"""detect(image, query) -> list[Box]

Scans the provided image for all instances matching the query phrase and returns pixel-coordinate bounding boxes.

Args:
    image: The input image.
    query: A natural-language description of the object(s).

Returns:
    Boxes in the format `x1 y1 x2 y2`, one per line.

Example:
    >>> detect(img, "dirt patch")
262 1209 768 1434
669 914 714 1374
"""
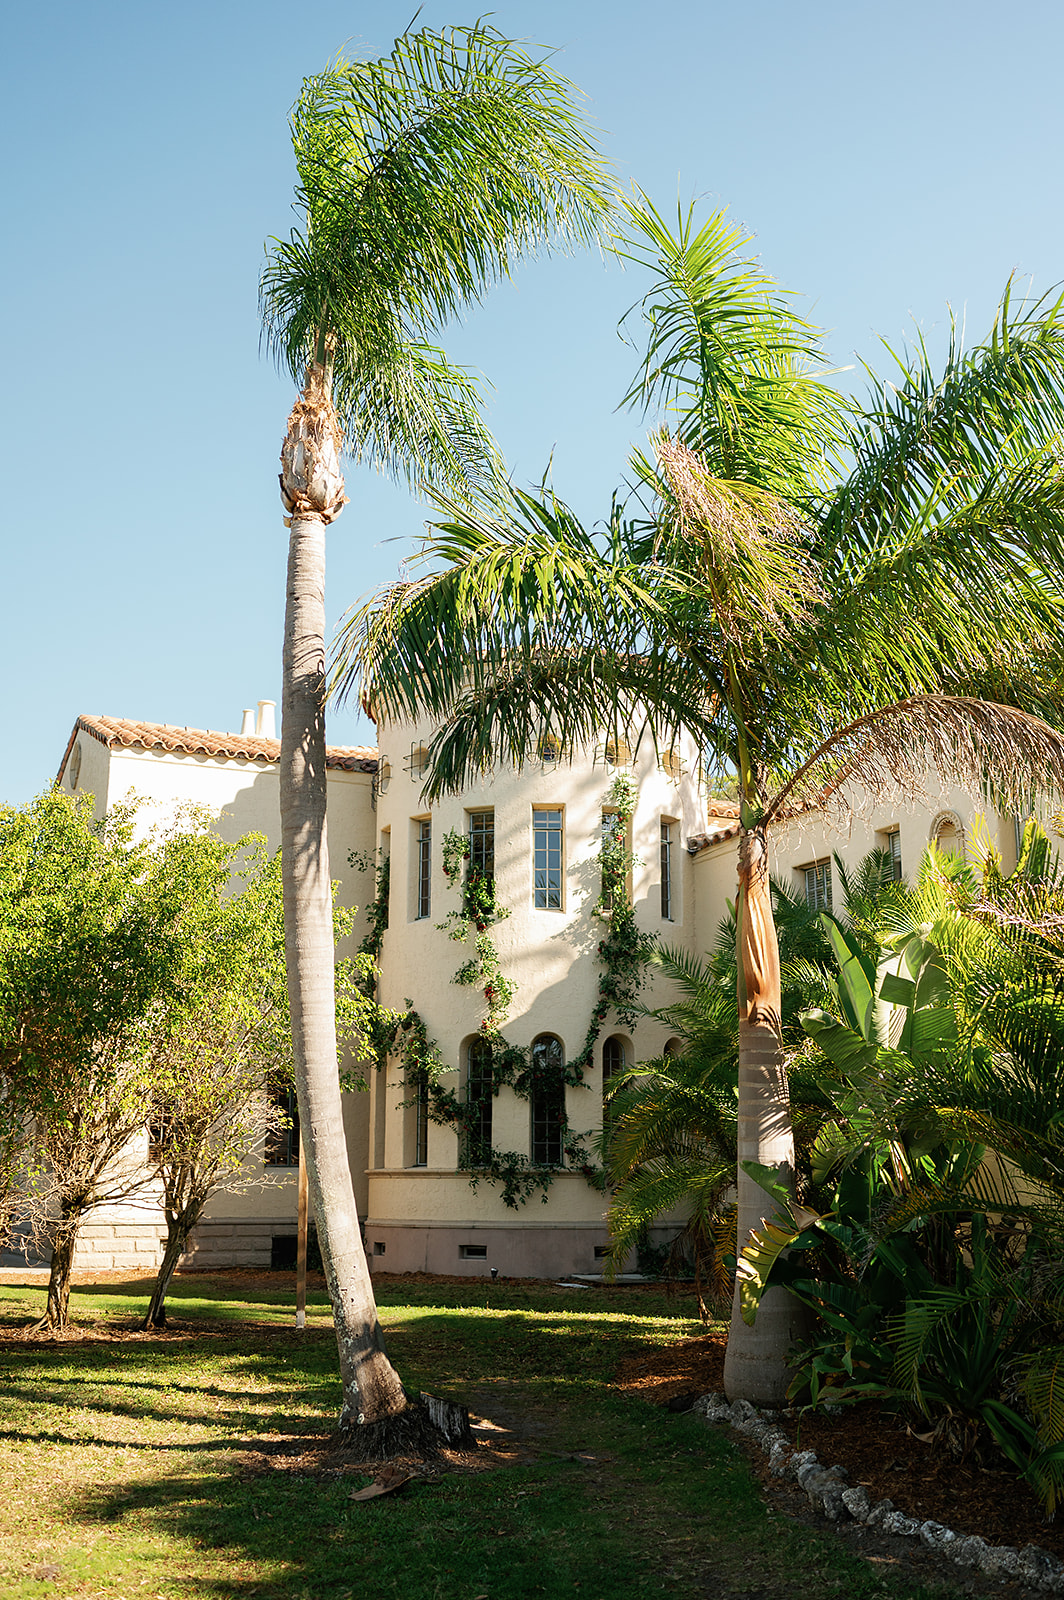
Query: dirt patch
615 1328 1064 1564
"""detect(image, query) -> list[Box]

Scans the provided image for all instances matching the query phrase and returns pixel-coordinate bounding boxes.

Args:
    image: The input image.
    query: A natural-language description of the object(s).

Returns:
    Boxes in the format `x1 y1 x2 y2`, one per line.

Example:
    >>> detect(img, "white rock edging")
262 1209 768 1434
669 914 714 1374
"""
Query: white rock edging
692 1393 1064 1593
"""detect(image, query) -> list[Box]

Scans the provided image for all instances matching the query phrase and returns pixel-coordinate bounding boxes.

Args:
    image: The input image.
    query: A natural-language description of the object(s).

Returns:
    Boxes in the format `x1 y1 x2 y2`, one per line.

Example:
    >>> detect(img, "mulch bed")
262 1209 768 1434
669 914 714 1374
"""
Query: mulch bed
614 1328 1064 1562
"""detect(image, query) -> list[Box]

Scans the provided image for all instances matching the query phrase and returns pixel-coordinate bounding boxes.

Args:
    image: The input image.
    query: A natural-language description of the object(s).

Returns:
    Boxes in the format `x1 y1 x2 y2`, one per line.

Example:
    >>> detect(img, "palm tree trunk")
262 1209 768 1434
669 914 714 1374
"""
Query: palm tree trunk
723 826 806 1405
279 369 407 1431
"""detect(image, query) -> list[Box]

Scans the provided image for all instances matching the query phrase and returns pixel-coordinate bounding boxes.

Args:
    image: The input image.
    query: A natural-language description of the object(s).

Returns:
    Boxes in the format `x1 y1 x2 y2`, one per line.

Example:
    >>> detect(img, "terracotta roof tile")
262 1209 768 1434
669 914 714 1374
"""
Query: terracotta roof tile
57 715 378 785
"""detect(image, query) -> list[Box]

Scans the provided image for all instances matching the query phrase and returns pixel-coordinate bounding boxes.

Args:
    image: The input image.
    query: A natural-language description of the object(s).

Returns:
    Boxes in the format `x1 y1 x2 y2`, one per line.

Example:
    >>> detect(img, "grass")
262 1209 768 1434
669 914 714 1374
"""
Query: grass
0 1273 963 1600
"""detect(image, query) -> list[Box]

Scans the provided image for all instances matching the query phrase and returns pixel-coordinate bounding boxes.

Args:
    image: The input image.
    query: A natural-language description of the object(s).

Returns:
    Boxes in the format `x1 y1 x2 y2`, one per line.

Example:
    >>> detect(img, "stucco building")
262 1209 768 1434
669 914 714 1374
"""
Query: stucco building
47 702 1027 1279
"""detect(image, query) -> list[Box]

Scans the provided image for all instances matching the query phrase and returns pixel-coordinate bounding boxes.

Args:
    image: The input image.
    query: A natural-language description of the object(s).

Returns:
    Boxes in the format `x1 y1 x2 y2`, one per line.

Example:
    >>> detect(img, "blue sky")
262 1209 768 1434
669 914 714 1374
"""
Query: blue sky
3 0 1063 803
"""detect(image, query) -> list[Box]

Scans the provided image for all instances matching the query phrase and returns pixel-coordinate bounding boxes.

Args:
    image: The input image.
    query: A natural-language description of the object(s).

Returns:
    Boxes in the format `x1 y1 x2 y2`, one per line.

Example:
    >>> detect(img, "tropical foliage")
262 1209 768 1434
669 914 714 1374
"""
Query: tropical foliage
739 834 1064 1513
262 20 613 1442
343 190 1064 1400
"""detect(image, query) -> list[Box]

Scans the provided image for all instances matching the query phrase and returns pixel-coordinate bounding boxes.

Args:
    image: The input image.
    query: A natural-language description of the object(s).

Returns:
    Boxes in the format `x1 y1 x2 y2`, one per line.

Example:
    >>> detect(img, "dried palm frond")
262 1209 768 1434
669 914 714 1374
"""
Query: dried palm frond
651 431 820 645
765 696 1064 828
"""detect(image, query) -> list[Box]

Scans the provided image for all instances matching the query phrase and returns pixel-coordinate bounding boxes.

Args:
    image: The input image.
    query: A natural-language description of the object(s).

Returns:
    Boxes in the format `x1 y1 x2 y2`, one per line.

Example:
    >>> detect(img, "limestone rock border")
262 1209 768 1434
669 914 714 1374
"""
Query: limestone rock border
693 1393 1063 1593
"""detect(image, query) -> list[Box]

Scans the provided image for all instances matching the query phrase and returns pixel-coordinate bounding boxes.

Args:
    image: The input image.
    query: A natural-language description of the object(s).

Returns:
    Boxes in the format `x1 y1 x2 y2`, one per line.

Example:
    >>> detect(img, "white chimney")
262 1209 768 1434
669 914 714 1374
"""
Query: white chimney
240 708 255 737
256 700 277 740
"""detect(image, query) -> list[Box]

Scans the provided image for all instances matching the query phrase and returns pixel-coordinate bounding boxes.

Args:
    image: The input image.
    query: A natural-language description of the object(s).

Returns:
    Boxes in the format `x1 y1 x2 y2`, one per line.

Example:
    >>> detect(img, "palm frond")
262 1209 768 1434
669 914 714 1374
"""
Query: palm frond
615 191 851 502
765 696 1064 829
261 22 614 491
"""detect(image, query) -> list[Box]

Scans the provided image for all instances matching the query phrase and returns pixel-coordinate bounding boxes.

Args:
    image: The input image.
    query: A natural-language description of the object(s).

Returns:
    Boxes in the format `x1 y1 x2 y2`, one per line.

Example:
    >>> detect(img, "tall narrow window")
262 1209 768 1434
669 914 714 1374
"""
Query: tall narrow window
886 830 902 881
469 809 495 882
602 1036 626 1124
413 1069 429 1167
601 809 623 910
416 819 431 918
602 1036 626 1085
466 1038 494 1163
531 1034 565 1165
660 820 675 920
265 1078 299 1167
803 859 832 910
533 808 563 910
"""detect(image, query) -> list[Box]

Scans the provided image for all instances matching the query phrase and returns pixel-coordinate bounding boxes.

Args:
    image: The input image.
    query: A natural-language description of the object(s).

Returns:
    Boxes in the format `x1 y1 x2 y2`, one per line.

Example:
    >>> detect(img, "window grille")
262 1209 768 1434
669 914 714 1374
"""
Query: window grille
603 737 631 767
416 819 431 918
803 859 832 910
407 744 430 780
661 748 684 780
530 1035 565 1165
533 808 563 910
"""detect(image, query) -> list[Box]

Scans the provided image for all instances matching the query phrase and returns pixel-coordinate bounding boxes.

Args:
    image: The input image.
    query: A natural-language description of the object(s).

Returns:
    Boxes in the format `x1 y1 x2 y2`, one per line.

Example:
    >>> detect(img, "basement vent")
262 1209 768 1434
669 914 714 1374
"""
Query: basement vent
459 1243 488 1259
373 1241 386 1255
593 1245 610 1259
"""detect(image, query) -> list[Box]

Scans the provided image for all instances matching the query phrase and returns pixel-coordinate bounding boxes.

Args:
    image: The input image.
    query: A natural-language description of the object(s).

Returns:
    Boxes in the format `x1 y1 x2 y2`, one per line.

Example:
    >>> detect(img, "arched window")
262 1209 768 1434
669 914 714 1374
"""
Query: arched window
602 1036 626 1116
530 1034 565 1166
602 1035 626 1085
663 1037 682 1059
466 1037 494 1164
930 810 965 860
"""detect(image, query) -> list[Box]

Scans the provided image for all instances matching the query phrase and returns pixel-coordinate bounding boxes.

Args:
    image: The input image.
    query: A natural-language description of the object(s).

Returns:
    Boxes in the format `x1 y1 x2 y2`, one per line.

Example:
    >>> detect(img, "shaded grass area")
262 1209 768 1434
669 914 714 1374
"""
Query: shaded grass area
0 1274 961 1599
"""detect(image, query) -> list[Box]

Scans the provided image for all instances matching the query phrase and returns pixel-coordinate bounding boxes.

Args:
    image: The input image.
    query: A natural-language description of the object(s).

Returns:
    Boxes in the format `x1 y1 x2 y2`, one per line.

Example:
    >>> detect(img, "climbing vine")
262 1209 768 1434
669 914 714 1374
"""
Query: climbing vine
437 829 515 1032
350 847 390 966
361 776 652 1209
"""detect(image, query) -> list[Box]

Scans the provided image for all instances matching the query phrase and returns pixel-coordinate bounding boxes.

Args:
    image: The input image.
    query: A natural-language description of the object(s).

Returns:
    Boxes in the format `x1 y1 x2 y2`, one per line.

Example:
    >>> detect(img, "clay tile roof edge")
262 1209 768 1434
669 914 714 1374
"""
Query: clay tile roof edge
55 715 378 787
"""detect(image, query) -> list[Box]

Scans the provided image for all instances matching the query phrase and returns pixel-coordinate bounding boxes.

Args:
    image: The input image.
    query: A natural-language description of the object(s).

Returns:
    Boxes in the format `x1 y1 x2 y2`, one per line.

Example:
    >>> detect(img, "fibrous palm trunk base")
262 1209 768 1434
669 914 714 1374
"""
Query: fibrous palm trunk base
338 1393 475 1462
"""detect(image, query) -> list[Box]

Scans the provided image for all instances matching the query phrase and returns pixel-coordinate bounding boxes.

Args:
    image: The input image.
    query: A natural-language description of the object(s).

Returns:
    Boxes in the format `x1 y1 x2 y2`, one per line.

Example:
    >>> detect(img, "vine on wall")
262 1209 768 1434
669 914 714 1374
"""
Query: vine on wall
354 775 653 1209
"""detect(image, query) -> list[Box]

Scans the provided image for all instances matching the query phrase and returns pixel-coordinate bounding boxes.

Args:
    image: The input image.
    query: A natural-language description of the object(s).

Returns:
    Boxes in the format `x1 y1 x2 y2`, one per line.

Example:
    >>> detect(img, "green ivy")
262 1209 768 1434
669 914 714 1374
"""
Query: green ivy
350 848 390 968
374 777 651 1209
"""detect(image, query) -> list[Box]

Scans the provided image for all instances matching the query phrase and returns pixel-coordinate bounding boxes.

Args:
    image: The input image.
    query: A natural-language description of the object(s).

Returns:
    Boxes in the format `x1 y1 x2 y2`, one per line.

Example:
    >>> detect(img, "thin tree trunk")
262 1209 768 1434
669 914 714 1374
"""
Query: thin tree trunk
42 1209 80 1331
143 1204 202 1329
723 826 806 1405
279 370 407 1430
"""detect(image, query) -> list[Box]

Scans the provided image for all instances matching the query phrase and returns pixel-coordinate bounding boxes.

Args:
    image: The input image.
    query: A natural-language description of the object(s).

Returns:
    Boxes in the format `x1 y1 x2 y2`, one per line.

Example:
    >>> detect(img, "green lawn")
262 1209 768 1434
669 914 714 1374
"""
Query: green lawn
0 1274 960 1599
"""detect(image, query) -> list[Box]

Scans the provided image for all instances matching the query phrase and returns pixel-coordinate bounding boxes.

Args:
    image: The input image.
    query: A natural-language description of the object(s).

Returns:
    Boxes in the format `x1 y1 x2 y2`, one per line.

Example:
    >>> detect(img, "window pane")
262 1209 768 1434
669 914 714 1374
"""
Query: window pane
416 820 431 918
468 810 495 882
533 809 563 910
413 1069 429 1167
803 860 832 910
660 821 674 920
531 1035 565 1164
888 831 902 881
466 1038 493 1163
265 1080 299 1167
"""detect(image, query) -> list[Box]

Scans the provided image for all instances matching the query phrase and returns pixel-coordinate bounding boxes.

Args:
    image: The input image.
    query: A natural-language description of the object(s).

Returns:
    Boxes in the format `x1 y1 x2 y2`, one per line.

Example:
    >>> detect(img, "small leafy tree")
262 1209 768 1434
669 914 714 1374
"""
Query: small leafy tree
0 794 236 1328
141 848 375 1328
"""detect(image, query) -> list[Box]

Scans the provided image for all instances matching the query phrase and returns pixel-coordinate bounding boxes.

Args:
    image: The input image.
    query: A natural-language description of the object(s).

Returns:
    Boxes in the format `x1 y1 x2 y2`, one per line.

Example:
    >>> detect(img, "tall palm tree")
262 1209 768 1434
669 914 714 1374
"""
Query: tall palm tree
341 195 1064 1403
259 22 612 1441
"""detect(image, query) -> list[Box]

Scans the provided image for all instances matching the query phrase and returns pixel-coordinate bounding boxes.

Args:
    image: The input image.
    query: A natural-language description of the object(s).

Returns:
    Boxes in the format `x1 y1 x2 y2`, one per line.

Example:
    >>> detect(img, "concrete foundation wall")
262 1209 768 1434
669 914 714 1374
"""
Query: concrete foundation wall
364 1221 678 1279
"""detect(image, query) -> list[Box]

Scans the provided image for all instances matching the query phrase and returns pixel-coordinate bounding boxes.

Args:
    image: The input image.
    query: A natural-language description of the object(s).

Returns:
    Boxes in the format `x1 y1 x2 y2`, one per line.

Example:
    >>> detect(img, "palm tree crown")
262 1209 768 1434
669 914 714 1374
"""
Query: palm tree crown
340 194 1064 1404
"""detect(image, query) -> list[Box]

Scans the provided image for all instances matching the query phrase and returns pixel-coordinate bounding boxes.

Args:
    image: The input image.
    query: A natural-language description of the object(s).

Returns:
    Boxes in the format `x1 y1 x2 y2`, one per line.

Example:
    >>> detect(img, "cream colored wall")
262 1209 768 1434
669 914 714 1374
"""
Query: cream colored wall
693 773 1024 963
64 736 377 1240
64 731 112 820
367 712 711 1238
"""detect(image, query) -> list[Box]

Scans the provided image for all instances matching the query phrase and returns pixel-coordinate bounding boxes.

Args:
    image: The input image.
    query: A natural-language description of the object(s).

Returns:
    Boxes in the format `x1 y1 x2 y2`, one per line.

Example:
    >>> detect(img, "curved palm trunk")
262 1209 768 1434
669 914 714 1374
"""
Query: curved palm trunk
279 370 407 1430
723 826 806 1405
